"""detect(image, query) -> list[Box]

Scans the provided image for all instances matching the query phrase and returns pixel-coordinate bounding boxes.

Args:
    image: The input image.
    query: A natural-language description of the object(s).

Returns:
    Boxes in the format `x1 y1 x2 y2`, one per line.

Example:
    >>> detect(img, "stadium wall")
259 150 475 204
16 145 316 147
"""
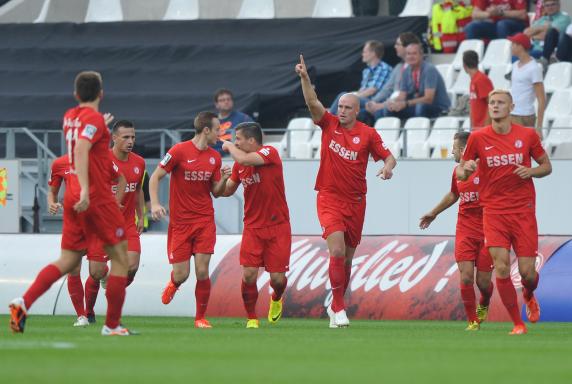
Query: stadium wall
1 234 571 322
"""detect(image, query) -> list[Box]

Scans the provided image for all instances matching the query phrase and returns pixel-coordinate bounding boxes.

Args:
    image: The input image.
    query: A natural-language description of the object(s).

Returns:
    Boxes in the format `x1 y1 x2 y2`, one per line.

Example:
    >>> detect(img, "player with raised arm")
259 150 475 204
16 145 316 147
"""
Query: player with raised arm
420 132 494 331
295 55 397 328
457 89 552 335
221 122 291 329
149 111 231 328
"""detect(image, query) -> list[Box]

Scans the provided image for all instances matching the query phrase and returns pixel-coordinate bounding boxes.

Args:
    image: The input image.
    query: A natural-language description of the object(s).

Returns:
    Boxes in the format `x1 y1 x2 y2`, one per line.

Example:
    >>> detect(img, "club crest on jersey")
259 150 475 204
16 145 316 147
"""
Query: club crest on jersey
209 157 215 165
134 167 140 175
81 124 97 140
160 153 172 166
473 177 479 185
514 140 523 149
115 228 124 238
353 137 360 144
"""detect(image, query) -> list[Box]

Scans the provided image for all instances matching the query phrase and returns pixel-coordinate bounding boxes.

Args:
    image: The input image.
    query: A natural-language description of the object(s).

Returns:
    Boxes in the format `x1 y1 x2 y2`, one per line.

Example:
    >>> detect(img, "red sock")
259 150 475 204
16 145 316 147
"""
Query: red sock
241 281 258 319
522 273 539 301
329 257 345 312
479 281 494 306
496 277 525 326
343 262 352 294
67 275 86 317
270 277 287 301
171 271 182 288
23 264 62 309
84 276 100 316
460 283 478 322
195 278 211 320
104 275 127 329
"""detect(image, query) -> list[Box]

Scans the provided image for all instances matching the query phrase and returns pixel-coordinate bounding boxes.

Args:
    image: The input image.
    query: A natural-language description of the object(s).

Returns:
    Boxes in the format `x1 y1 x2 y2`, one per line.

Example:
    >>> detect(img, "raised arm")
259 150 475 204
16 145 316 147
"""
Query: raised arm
295 54 326 122
222 141 265 166
149 166 168 220
419 191 459 229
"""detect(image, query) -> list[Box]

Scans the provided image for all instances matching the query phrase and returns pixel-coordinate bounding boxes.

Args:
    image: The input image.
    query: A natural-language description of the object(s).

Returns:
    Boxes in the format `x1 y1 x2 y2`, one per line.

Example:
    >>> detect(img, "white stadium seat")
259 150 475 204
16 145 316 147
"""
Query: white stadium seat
399 0 433 17
544 89 572 124
34 0 51 23
290 142 313 159
85 0 123 22
237 0 275 19
436 64 455 90
452 40 484 71
544 62 572 94
310 129 322 157
280 117 315 157
481 39 511 70
312 0 352 18
375 117 402 157
462 117 471 130
552 142 572 159
451 69 471 95
488 64 511 89
403 117 430 158
545 116 572 154
427 117 459 158
163 0 199 20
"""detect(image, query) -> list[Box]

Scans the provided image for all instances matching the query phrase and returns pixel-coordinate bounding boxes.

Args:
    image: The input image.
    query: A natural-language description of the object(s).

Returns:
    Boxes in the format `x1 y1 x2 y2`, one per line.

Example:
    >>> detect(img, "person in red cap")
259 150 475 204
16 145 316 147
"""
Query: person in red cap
508 32 546 137
466 0 528 40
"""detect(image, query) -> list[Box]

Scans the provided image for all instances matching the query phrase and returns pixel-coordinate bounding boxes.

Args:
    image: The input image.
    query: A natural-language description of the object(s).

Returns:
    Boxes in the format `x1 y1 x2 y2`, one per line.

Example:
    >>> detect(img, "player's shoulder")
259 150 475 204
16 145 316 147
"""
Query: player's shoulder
81 107 105 124
130 152 146 165
206 147 222 160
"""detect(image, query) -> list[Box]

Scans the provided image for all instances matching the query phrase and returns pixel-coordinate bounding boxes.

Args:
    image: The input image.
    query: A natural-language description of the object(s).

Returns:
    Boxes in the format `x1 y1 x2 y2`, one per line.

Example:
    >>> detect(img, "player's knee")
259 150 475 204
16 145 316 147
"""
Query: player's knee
195 268 209 281
495 265 510 278
461 275 474 286
519 268 536 283
173 269 189 284
90 269 106 281
270 275 286 288
329 246 345 258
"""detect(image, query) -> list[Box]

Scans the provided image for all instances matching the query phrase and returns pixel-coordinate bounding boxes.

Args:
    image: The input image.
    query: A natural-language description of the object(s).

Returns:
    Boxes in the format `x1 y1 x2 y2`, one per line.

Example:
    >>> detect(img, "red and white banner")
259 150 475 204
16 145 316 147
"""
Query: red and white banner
209 236 568 321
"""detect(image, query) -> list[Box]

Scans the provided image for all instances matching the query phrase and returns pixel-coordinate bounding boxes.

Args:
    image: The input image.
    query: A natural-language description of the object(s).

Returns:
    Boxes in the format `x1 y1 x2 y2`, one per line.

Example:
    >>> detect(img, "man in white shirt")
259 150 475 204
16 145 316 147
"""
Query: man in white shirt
508 32 546 137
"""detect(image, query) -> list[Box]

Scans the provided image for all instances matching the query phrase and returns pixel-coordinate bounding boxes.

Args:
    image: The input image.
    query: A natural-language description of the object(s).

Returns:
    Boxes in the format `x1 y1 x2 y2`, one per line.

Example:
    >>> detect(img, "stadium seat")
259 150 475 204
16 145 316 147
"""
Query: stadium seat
544 62 572 94
399 0 432 17
237 0 275 19
375 117 402 157
451 69 470 95
436 64 455 90
265 140 285 157
310 129 322 155
290 142 314 159
85 0 123 22
544 89 572 124
462 117 471 130
488 64 511 89
280 117 315 157
163 0 199 20
552 142 572 159
544 116 572 154
312 0 352 18
33 0 51 23
403 117 430 158
452 40 484 71
427 117 459 158
481 39 511 70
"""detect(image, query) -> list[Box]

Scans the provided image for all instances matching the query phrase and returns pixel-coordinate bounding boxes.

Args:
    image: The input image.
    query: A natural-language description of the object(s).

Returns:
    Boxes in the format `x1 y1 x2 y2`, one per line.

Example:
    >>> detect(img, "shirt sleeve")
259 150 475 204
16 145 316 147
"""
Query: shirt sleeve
212 155 222 182
230 162 240 183
369 129 392 161
257 146 280 166
78 114 105 144
462 133 479 161
400 67 411 93
477 76 494 100
450 169 459 196
372 63 392 90
424 66 438 91
48 161 63 188
360 67 369 89
529 130 547 161
372 66 398 102
531 63 543 84
159 145 178 173
315 110 337 132
553 14 571 32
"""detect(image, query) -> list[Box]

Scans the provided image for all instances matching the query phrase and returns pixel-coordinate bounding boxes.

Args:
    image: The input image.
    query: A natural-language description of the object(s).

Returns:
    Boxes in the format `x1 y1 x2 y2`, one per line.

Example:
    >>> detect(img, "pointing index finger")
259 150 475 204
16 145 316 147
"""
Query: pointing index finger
300 54 305 66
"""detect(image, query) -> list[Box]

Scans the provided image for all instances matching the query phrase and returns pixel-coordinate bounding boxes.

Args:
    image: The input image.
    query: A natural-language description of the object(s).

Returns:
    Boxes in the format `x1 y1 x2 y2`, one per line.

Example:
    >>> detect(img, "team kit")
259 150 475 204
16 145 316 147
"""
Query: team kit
8 58 551 336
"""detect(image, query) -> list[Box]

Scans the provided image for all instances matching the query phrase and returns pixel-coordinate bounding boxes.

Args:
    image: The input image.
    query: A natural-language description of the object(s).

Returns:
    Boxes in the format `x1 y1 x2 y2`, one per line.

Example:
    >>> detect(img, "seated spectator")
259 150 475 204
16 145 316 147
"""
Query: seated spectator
465 0 528 40
329 40 392 121
213 89 253 155
526 0 571 62
509 33 546 136
365 32 421 122
377 43 451 120
548 24 572 62
463 50 494 130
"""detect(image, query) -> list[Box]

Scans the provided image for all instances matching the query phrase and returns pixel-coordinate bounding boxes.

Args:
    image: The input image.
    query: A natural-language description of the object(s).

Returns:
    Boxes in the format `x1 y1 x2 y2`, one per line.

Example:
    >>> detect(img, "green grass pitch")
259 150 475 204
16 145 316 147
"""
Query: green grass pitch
1 316 571 384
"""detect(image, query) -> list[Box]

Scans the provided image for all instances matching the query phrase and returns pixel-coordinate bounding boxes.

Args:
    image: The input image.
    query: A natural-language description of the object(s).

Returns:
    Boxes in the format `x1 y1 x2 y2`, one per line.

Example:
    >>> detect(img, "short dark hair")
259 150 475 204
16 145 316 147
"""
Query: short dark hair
214 88 233 103
112 120 134 134
454 131 470 147
194 111 218 134
463 50 479 69
366 40 384 59
235 122 263 145
74 71 102 102
398 32 421 47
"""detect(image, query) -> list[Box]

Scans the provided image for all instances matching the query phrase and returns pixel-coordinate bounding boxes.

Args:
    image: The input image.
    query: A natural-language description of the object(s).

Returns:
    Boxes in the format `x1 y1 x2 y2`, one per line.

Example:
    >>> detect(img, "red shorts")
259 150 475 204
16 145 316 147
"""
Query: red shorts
240 222 291 273
61 197 87 251
167 220 216 264
483 212 538 257
317 192 366 248
85 223 139 263
455 235 494 272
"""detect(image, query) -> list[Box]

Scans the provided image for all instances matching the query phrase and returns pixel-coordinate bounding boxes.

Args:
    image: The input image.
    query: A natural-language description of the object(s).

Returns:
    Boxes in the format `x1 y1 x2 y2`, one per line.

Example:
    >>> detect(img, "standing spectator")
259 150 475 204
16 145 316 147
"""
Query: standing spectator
509 33 546 136
213 89 253 155
526 0 571 62
464 50 494 130
378 42 451 120
329 40 392 121
465 0 528 40
365 32 421 122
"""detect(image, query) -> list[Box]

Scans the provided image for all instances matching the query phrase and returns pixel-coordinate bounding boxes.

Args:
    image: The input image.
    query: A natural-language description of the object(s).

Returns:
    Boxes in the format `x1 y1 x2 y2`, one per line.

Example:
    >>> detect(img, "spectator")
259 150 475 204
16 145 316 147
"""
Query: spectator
465 0 528 40
508 33 546 136
464 50 494 129
365 32 421 122
329 40 392 121
526 0 571 62
213 89 253 155
546 24 572 62
378 42 451 120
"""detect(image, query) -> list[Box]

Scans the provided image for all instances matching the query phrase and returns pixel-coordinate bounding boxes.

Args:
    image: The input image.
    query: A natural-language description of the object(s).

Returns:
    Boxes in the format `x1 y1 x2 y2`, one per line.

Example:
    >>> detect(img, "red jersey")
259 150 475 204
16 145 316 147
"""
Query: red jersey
472 0 527 22
63 106 115 207
111 150 145 222
314 111 392 202
230 146 289 228
49 155 71 189
469 71 494 130
462 124 546 214
451 167 483 238
159 140 222 224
